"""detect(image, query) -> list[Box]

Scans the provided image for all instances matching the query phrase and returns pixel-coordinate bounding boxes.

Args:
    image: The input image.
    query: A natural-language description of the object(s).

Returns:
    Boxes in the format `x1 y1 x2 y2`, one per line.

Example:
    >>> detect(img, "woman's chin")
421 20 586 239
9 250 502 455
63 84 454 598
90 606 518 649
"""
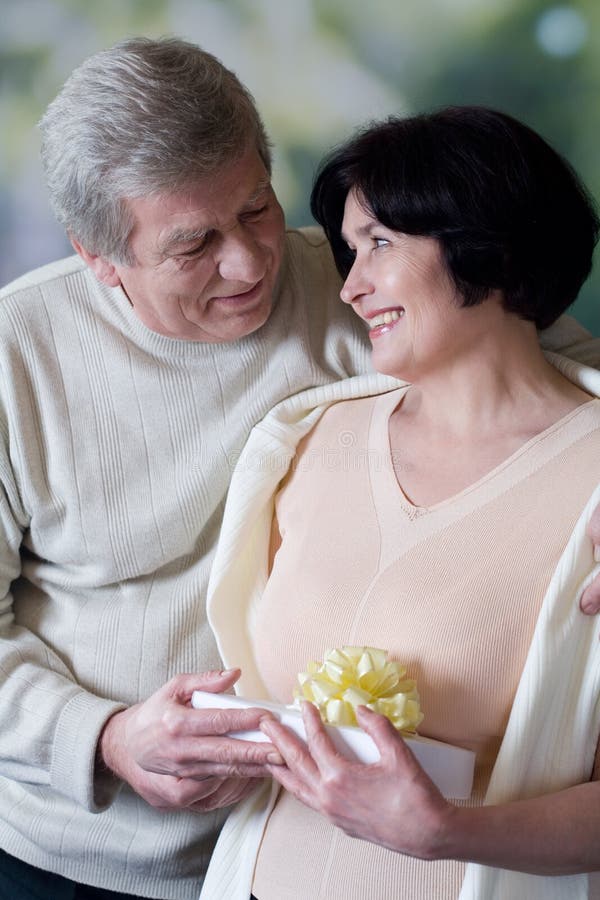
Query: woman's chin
372 355 412 382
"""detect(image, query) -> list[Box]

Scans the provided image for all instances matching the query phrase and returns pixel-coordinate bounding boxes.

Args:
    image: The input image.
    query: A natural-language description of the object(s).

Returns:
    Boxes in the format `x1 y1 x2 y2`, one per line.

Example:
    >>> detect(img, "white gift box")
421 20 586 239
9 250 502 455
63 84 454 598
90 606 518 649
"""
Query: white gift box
191 690 475 799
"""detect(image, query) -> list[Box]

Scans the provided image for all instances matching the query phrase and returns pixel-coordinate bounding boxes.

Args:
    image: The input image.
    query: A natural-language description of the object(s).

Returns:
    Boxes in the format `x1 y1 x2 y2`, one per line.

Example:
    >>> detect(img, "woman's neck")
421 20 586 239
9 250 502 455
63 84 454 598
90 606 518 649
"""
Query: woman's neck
387 313 593 508
398 314 590 442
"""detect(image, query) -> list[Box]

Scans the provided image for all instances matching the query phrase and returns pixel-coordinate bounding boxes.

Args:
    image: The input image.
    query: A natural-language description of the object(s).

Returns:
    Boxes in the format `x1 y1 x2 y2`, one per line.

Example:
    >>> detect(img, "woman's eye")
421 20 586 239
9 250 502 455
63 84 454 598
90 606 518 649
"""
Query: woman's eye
374 237 389 248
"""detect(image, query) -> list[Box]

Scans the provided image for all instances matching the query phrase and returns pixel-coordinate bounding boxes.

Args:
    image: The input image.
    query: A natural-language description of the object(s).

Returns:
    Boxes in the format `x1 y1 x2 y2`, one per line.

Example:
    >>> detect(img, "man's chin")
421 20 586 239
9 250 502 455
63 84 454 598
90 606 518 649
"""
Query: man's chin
233 299 273 339
209 296 273 343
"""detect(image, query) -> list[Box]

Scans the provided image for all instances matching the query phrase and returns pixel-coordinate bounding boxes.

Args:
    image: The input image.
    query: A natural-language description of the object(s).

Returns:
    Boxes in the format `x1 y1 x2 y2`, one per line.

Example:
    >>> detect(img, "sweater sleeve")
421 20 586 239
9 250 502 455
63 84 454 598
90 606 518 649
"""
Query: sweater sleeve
0 385 125 814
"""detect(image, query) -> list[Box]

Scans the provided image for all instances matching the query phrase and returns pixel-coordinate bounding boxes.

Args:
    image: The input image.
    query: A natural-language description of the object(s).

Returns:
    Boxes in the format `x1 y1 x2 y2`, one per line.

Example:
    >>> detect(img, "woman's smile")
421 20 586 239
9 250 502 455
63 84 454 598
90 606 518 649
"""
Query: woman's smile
365 307 405 338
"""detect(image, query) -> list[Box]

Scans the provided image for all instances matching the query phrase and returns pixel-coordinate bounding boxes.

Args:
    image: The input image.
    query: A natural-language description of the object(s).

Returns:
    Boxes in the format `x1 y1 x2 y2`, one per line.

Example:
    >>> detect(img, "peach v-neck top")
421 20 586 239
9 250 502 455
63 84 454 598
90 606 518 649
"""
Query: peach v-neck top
250 387 600 900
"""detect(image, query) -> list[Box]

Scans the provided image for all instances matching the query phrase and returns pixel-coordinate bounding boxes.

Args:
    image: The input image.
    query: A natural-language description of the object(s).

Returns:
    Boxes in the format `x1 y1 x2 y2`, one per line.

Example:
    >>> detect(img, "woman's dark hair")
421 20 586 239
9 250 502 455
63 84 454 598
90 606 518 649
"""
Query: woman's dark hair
310 106 599 329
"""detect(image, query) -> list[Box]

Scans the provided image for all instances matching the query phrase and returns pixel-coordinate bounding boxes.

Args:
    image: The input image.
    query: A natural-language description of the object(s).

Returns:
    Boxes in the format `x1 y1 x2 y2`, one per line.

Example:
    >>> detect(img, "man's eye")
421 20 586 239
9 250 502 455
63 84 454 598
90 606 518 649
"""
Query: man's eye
374 237 389 248
178 239 209 259
242 204 268 221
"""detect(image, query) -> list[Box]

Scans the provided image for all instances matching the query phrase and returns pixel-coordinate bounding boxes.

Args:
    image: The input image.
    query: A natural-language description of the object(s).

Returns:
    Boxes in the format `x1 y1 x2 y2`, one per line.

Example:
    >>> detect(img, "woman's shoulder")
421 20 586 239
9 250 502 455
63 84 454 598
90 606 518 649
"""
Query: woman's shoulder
276 387 405 499
275 391 392 521
298 387 404 455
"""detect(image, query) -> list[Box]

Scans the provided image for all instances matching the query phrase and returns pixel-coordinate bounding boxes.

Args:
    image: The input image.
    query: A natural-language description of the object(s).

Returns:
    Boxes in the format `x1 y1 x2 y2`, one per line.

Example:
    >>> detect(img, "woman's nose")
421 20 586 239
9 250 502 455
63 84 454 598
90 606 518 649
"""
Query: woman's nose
340 259 369 305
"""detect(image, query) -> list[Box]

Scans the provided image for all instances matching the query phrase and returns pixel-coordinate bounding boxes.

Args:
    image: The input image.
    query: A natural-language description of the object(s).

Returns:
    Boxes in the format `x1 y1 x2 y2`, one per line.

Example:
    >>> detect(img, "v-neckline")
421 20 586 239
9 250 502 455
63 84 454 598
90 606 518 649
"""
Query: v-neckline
370 388 600 519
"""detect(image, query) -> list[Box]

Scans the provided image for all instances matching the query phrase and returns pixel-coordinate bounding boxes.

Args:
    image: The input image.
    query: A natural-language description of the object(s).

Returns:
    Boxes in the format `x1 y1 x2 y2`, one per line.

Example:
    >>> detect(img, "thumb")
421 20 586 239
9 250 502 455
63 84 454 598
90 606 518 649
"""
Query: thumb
580 579 600 615
167 668 241 702
199 668 242 693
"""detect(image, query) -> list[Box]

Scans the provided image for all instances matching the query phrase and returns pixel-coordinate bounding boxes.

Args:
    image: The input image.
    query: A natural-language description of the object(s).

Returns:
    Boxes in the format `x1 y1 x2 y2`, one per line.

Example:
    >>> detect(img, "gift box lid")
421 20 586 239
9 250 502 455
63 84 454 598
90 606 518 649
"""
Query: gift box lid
191 689 475 799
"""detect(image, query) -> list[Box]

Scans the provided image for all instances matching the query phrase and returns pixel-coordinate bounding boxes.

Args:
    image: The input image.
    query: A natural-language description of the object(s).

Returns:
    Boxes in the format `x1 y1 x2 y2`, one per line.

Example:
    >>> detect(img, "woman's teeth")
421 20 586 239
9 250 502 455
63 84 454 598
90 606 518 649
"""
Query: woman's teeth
368 309 404 327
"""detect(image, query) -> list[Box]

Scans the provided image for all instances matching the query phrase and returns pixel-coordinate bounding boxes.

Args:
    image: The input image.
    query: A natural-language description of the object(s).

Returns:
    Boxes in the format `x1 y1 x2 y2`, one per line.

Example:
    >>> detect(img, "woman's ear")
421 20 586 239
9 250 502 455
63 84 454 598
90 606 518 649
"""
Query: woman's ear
70 235 122 287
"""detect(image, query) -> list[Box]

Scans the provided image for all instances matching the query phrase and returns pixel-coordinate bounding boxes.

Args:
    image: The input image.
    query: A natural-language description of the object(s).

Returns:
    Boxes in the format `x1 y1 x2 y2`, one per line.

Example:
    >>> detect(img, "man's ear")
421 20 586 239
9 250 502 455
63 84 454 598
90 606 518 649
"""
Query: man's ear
70 236 122 288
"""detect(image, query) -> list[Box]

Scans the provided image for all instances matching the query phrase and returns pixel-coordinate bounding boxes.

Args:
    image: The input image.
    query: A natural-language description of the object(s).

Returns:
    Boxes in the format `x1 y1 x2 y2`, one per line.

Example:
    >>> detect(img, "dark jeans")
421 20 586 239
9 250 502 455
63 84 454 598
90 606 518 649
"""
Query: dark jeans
0 848 157 900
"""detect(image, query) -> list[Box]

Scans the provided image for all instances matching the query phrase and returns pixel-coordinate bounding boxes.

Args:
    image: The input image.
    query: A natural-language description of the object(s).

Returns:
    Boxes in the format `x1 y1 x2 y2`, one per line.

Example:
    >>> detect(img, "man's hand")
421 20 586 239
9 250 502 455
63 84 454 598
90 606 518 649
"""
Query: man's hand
98 669 281 810
580 505 600 615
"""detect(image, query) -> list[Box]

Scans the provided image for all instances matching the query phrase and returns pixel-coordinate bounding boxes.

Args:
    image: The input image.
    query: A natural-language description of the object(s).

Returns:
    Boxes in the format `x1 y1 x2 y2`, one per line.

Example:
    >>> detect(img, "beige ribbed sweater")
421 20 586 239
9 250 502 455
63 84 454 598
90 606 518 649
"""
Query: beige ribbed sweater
0 227 372 899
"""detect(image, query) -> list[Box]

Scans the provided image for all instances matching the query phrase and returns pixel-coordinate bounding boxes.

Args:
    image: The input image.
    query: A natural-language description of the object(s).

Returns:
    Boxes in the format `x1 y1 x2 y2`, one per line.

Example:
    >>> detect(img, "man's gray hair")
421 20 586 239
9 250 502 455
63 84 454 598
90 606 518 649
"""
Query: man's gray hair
39 36 272 263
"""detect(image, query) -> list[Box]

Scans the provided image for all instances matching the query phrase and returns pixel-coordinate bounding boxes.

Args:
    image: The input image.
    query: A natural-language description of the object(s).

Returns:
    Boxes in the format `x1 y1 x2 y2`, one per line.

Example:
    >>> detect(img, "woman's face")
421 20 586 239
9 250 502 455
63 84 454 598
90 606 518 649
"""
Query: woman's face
339 188 493 382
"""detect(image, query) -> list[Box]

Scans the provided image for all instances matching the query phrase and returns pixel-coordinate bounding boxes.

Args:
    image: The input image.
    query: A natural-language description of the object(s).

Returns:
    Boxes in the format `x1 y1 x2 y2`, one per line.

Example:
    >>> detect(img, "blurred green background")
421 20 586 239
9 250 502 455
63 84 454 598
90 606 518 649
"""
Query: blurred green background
1 0 599 331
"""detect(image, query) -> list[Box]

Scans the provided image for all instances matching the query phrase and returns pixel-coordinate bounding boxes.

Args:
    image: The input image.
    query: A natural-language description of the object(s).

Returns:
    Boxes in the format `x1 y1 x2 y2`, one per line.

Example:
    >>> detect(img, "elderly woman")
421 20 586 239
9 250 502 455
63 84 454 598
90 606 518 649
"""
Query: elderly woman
202 107 600 900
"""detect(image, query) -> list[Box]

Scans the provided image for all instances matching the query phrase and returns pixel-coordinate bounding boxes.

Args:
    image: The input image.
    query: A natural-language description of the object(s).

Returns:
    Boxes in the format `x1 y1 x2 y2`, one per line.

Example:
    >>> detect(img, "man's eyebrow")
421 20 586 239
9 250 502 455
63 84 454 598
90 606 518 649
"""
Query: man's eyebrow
243 178 272 207
157 227 209 257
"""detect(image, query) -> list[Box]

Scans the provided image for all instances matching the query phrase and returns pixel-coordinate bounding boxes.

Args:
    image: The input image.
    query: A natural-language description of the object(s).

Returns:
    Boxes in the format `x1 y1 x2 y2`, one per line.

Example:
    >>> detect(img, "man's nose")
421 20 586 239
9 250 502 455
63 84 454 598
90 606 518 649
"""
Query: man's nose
217 226 265 284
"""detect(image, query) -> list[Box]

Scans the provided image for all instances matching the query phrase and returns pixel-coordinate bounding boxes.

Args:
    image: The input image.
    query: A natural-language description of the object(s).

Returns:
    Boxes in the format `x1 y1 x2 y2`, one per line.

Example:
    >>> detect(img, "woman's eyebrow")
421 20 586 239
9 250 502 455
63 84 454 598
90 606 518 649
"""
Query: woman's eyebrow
341 222 376 243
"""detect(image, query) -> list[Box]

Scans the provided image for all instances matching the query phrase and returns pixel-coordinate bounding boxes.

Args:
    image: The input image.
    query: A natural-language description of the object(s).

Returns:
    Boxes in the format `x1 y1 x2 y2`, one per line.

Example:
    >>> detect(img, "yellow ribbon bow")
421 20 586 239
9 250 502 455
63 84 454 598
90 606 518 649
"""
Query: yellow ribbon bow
294 646 423 733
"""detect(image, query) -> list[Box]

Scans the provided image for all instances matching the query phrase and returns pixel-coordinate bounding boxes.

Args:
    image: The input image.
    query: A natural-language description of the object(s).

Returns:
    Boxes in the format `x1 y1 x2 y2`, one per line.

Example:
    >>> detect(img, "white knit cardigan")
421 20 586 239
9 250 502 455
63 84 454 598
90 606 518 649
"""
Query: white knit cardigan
202 357 600 900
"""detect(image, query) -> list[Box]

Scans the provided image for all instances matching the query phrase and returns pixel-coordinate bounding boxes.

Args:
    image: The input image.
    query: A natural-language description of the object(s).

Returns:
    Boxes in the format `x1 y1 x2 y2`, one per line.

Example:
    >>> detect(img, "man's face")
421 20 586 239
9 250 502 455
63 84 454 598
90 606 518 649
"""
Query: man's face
106 149 285 342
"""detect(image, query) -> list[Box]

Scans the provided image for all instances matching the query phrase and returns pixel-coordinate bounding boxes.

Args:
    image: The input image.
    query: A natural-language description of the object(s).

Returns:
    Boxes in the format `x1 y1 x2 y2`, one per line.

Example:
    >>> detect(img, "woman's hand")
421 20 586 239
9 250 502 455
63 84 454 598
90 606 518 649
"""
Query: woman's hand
261 702 600 874
580 505 600 614
260 701 454 859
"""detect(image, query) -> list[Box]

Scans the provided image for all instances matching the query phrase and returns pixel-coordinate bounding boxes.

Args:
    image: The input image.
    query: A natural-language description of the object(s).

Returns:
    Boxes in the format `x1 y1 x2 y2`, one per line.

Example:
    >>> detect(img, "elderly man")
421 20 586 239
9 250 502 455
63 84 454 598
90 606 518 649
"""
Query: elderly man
0 36 598 900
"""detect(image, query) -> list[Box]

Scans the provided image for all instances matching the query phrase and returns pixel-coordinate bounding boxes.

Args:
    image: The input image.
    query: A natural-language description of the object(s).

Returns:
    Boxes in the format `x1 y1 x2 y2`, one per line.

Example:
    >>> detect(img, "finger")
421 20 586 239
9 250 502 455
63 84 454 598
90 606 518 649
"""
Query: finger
266 763 321 813
189 777 265 811
260 717 320 781
138 772 227 809
580 577 600 615
300 701 346 775
354 706 416 769
175 759 275 779
180 775 225 800
164 704 279 739
161 733 284 774
587 503 600 548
